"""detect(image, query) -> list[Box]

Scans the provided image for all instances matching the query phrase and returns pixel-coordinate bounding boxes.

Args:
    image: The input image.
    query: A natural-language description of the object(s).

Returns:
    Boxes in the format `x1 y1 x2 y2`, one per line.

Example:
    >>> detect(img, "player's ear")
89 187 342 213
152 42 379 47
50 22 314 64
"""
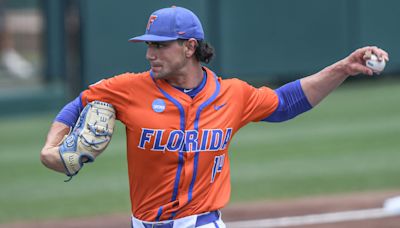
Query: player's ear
184 38 198 58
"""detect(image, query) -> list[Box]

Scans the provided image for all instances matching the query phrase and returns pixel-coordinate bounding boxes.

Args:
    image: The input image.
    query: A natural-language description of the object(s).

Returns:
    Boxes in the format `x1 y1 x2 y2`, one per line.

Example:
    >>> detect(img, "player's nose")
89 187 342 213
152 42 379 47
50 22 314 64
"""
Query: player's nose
146 47 157 61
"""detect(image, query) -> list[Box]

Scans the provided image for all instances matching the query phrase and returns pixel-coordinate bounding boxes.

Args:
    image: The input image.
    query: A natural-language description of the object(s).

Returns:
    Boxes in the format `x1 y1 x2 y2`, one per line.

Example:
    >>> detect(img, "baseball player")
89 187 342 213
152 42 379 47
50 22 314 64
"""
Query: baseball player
40 6 389 228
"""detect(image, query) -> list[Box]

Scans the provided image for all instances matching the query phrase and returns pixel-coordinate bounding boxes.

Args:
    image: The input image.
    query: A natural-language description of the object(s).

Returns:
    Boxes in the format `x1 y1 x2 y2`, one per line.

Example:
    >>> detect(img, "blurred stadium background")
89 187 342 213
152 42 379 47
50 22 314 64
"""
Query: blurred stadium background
0 0 399 226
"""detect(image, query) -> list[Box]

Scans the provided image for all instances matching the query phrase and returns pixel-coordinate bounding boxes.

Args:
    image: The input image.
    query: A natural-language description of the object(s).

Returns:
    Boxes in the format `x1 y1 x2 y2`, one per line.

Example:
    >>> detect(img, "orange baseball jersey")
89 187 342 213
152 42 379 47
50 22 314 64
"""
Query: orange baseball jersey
81 66 278 221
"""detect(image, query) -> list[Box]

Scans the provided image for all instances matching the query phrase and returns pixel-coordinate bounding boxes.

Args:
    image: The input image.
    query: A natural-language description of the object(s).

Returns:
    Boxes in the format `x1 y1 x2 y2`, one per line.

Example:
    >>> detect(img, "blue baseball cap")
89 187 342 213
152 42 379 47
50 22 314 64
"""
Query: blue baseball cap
129 6 204 42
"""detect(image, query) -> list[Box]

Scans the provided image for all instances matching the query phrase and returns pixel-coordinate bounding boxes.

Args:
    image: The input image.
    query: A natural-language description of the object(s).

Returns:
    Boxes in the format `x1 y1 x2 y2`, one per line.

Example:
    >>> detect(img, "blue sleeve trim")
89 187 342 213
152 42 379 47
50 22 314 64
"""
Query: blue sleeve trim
54 94 84 127
263 80 312 122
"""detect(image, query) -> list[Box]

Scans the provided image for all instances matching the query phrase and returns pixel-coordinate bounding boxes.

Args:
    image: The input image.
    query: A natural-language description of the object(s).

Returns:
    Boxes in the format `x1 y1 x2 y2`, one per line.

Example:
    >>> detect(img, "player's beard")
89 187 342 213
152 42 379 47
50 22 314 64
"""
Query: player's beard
150 65 164 79
150 58 187 80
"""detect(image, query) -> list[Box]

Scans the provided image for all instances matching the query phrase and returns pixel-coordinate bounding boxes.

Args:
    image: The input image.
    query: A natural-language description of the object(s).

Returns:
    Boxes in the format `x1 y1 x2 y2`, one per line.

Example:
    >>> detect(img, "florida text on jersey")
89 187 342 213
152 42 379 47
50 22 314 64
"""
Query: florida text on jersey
81 67 278 221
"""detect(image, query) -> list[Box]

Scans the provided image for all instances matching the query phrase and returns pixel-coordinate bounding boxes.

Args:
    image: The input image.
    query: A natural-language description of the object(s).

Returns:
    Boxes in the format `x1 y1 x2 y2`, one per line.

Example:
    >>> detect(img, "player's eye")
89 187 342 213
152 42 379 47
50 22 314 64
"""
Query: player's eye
155 43 165 48
146 42 166 49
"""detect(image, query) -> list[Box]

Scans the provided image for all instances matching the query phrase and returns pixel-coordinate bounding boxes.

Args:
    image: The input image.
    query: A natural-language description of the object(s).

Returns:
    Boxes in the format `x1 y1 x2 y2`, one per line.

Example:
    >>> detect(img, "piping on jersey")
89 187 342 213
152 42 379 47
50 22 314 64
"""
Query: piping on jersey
150 70 221 220
150 71 186 221
188 74 220 202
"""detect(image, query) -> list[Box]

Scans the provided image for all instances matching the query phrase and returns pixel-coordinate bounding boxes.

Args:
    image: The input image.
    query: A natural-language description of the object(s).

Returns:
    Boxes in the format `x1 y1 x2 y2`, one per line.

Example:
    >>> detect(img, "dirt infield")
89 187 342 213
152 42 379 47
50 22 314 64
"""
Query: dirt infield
223 190 400 227
2 190 400 228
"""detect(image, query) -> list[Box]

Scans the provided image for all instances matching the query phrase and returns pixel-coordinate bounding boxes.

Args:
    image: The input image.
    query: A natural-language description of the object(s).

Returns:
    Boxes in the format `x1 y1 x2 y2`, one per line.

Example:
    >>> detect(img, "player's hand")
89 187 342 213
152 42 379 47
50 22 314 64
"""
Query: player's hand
338 46 389 76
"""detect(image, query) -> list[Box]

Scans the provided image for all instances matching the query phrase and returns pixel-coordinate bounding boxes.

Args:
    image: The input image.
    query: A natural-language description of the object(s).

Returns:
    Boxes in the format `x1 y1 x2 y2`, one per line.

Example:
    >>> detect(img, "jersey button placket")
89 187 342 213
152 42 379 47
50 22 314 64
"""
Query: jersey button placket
188 104 196 126
178 103 196 211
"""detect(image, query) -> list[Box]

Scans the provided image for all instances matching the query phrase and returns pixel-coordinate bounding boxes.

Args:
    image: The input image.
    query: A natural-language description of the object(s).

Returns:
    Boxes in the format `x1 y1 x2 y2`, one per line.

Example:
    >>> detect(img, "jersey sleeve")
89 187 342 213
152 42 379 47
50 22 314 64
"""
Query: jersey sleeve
236 79 279 127
80 73 134 121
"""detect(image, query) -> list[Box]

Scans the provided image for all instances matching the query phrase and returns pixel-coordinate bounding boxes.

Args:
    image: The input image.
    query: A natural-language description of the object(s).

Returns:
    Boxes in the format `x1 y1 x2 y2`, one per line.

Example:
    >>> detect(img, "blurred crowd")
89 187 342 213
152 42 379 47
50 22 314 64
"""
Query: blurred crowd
0 0 35 79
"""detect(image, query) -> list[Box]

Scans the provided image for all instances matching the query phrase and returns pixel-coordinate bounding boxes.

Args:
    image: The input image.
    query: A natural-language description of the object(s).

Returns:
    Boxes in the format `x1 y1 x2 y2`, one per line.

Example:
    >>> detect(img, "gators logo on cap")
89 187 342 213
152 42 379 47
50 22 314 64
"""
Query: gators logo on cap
146 15 158 30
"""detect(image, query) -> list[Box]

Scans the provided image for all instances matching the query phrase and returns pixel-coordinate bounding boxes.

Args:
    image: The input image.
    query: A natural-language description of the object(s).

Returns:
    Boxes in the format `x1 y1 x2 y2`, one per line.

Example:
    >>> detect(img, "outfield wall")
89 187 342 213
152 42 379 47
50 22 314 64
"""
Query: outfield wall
79 0 400 86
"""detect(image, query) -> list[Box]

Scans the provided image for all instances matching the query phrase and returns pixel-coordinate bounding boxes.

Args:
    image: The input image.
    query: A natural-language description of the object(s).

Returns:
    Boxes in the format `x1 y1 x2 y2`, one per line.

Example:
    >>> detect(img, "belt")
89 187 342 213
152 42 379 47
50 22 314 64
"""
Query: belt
141 211 219 228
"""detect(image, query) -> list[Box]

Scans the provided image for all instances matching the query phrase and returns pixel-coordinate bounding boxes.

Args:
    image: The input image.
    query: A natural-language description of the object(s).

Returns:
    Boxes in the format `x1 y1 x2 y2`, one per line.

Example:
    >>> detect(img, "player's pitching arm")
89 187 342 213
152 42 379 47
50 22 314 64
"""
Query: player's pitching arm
300 46 389 106
263 46 389 123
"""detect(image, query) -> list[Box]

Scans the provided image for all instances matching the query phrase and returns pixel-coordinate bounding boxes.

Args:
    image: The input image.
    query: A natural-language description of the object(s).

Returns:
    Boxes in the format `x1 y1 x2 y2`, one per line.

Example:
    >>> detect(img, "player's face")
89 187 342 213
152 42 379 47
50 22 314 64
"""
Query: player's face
145 41 187 79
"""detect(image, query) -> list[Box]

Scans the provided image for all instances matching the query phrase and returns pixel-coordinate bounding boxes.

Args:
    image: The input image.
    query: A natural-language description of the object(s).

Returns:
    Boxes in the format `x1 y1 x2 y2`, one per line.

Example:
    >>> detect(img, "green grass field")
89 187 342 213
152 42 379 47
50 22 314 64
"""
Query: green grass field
1 79 400 224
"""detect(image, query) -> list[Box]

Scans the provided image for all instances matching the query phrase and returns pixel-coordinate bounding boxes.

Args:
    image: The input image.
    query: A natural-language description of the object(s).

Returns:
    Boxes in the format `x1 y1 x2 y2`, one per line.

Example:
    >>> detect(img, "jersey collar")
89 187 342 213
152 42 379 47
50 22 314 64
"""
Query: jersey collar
150 66 219 104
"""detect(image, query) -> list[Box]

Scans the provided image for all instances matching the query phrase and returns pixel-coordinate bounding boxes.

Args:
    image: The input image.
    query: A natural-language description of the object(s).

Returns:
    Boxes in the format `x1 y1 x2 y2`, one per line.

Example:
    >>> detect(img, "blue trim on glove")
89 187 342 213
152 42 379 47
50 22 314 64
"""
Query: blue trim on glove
58 101 95 181
263 80 312 122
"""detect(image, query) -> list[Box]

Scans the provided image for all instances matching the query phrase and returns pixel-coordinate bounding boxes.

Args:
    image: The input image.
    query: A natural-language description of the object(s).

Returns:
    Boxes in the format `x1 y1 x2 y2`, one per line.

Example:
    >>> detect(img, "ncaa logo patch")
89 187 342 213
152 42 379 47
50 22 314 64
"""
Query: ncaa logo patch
152 99 166 113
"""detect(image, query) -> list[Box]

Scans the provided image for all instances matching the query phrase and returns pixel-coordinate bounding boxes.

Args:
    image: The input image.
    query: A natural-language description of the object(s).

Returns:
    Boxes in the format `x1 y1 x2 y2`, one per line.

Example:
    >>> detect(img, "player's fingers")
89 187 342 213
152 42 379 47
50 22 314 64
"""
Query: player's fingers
380 50 390 62
384 55 389 62
352 64 374 76
368 46 389 62
363 50 372 60
355 46 376 62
